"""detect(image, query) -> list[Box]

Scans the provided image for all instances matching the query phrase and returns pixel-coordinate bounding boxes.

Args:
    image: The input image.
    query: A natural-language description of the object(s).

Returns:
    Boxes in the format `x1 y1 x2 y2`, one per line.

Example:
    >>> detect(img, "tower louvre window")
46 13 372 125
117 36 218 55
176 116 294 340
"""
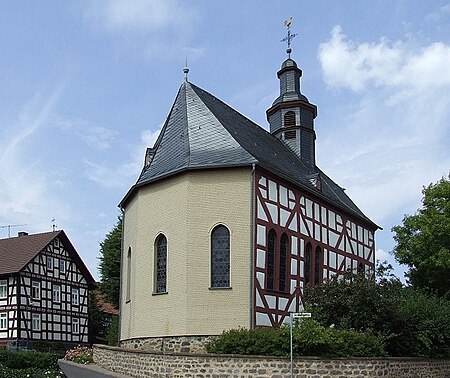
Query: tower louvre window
284 111 296 127
155 234 167 293
211 225 230 288
284 130 296 140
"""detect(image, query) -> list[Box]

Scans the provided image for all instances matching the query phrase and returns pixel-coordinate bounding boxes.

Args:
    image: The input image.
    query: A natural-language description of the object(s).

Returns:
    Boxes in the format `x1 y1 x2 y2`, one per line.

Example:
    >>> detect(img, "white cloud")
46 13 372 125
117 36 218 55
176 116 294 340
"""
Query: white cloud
317 26 450 226
318 26 450 92
86 0 199 39
53 116 118 150
84 127 161 189
0 89 70 234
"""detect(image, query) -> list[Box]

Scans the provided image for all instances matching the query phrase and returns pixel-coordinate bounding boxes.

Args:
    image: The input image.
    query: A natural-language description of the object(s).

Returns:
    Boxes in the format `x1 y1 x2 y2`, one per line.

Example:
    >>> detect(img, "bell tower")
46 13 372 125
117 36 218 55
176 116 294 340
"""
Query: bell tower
266 19 318 168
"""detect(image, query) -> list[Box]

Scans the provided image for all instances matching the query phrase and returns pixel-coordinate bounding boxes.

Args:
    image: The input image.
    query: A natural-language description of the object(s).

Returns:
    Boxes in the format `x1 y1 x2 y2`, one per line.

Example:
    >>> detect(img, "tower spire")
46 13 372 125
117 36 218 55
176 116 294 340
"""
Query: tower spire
281 17 297 58
183 56 189 82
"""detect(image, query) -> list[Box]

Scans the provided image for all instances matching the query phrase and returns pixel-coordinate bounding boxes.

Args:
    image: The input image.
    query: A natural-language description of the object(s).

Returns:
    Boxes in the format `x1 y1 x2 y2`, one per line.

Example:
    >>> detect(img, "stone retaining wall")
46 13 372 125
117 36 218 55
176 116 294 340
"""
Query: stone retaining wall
93 344 450 378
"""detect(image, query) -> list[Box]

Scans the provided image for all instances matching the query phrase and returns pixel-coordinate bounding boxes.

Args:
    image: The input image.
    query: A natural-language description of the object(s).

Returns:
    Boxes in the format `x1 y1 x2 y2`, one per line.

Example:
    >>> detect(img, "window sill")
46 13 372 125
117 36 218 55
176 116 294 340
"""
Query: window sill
208 287 232 291
152 291 168 296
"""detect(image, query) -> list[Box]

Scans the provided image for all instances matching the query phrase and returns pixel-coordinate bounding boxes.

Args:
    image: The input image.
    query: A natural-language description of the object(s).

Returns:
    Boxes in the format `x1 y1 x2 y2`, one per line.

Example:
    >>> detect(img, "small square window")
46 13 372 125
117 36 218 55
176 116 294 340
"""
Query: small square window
72 318 79 334
32 281 40 300
32 314 41 331
59 259 66 273
0 280 7 299
0 313 7 330
47 256 53 270
53 285 61 303
72 288 79 305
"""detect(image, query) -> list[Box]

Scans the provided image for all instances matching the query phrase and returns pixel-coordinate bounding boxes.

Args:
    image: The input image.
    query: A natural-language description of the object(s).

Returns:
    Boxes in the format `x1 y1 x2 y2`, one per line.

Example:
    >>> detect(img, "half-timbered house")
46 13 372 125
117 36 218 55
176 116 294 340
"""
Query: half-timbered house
119 42 379 352
0 230 95 349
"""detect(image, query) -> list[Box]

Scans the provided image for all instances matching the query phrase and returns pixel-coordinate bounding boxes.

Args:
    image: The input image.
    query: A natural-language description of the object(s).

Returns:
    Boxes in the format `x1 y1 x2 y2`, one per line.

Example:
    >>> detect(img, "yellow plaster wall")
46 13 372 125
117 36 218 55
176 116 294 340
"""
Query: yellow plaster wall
120 167 252 340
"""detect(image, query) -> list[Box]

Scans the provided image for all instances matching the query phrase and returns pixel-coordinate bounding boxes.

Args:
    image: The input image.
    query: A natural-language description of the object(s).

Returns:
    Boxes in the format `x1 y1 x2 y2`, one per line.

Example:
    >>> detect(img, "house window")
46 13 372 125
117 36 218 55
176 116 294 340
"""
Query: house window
0 313 7 330
266 229 276 291
211 225 230 288
314 246 322 285
155 235 167 293
126 247 131 302
284 111 296 127
279 233 288 292
47 256 53 270
305 243 312 285
72 318 79 334
59 259 66 273
32 281 40 300
72 288 79 305
32 314 41 331
0 280 7 299
53 285 61 303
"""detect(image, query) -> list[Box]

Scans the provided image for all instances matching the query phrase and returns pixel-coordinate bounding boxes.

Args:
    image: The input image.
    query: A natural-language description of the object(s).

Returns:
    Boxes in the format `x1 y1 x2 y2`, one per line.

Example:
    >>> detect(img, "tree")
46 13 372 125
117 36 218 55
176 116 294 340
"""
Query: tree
98 216 122 308
392 175 450 297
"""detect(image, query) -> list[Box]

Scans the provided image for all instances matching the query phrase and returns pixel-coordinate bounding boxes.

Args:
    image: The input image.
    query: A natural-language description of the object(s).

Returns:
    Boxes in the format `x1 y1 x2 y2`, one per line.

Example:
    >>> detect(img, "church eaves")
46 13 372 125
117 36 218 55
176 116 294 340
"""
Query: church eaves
120 81 378 229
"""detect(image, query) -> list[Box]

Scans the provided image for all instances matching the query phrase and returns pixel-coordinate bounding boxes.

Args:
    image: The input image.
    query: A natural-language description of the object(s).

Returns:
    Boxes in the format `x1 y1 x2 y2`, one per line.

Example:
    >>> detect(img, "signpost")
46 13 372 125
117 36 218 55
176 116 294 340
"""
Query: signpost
290 312 311 378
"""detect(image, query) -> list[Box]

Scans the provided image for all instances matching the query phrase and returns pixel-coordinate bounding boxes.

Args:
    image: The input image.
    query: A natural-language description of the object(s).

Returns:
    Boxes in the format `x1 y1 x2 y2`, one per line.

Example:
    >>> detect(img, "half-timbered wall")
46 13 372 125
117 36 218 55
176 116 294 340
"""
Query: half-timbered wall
254 170 376 328
0 237 89 345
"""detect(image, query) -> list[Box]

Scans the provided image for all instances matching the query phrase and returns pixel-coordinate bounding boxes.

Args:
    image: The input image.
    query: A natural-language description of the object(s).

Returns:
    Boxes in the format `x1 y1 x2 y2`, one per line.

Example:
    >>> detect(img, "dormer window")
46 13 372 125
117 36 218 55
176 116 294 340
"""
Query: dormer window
284 111 296 127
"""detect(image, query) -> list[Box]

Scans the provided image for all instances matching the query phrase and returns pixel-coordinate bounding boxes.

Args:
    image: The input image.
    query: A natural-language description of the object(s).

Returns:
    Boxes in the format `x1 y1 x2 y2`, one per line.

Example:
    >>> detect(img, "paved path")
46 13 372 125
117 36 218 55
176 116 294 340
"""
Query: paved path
58 359 130 378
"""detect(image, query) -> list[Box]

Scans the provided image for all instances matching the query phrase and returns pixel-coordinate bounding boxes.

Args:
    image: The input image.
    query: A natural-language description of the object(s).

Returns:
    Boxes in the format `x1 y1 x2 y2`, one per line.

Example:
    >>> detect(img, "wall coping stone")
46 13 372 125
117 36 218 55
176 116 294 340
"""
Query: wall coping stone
93 344 449 362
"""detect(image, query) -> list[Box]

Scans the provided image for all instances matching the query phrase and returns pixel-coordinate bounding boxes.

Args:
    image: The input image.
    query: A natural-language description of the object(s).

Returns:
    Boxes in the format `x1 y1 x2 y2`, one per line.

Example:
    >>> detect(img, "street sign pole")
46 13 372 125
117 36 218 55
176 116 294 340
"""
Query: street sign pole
290 312 312 378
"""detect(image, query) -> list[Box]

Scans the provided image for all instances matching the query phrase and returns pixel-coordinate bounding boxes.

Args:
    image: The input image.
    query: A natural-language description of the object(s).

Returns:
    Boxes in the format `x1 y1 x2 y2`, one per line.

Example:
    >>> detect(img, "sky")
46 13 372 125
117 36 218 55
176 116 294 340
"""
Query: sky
0 1 449 281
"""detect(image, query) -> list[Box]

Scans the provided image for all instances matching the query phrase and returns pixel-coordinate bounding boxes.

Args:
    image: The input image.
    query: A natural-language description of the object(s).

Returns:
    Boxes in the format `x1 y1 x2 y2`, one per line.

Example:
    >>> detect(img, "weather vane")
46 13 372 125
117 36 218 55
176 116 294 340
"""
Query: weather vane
281 17 297 58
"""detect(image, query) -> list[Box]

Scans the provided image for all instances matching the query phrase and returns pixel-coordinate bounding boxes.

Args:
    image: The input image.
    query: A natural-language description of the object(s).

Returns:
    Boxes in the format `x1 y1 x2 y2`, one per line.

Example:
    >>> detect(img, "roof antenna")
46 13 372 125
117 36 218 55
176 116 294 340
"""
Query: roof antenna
281 17 297 58
183 56 189 81
51 218 57 232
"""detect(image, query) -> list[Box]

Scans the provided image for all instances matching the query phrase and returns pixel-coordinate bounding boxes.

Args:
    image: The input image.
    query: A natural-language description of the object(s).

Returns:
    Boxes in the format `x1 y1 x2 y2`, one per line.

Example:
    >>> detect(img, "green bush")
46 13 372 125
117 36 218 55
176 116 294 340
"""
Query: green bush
106 315 119 346
0 350 59 369
206 319 386 357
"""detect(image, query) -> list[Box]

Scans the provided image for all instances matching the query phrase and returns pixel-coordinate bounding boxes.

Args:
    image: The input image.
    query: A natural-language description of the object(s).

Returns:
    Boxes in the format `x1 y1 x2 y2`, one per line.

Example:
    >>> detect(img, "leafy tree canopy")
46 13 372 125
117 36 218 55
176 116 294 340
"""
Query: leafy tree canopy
98 216 122 308
392 175 450 297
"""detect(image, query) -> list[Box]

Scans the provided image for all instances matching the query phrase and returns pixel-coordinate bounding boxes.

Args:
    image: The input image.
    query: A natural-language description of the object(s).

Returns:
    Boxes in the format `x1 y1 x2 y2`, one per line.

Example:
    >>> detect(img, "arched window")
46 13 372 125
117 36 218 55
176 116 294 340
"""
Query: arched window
267 229 276 291
155 235 167 293
284 111 296 127
314 246 322 285
126 247 131 302
279 233 288 292
304 243 312 285
211 225 230 288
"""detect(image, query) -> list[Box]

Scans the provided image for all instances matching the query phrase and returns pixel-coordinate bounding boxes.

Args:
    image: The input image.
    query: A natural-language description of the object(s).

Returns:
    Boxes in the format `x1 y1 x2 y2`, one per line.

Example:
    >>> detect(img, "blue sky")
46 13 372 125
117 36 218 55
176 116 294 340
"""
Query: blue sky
1 1 449 281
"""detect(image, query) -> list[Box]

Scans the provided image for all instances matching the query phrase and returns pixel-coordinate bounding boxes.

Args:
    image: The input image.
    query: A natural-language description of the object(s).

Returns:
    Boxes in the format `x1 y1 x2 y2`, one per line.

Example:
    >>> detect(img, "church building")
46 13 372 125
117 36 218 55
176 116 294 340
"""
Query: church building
119 29 378 352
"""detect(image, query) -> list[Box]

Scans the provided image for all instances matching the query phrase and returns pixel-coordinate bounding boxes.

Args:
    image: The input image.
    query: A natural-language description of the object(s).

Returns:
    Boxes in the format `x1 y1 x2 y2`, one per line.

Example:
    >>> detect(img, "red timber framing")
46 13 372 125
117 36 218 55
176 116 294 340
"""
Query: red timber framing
253 169 376 328
0 235 92 348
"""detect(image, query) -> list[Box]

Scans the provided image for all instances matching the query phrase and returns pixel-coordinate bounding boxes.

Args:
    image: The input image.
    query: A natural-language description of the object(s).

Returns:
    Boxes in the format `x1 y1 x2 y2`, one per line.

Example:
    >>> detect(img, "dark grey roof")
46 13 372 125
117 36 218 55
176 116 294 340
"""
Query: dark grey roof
120 82 377 229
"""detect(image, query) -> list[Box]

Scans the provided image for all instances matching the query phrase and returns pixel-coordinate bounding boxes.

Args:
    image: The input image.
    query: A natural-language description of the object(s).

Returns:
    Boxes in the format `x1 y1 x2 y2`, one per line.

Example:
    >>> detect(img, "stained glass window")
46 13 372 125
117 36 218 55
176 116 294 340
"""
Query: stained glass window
305 243 312 284
211 225 230 288
314 246 322 285
155 235 167 293
267 229 276 290
126 247 131 301
279 233 288 292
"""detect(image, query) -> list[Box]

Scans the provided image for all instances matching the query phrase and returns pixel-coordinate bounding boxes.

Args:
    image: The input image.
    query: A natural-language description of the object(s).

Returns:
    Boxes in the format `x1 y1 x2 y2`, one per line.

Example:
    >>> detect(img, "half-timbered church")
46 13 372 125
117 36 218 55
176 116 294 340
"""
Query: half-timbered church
0 230 95 349
119 30 379 352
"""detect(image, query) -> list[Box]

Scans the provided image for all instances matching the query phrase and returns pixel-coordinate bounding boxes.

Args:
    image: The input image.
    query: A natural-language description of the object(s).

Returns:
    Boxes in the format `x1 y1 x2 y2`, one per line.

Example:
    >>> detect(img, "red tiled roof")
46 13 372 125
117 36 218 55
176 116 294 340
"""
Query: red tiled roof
0 230 95 288
0 231 59 275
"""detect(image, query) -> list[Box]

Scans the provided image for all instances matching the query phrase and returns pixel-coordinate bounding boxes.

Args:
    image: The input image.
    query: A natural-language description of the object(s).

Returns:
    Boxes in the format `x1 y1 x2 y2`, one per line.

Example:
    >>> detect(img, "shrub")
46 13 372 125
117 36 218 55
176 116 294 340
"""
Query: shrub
63 345 93 364
0 350 59 369
106 315 119 346
206 319 386 357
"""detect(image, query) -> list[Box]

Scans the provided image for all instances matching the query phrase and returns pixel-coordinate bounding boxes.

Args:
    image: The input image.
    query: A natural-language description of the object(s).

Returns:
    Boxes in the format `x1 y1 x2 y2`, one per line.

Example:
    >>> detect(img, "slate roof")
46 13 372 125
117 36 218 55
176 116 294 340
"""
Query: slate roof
0 230 95 286
121 81 378 229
